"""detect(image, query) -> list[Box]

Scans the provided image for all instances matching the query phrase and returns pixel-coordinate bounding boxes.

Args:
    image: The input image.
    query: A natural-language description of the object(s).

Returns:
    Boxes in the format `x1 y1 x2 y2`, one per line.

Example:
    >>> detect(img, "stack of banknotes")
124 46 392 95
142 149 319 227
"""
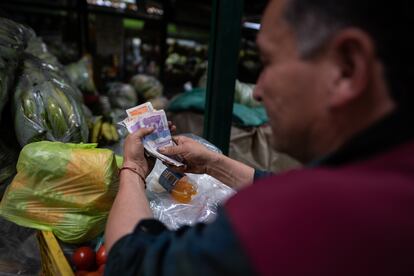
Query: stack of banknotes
119 102 184 167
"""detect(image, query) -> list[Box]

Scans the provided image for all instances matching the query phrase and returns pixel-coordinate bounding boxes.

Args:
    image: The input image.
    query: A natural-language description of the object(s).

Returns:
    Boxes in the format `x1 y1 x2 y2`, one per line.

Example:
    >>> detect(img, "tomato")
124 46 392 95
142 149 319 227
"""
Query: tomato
75 271 89 276
98 264 105 274
72 246 96 271
85 272 101 276
96 245 107 266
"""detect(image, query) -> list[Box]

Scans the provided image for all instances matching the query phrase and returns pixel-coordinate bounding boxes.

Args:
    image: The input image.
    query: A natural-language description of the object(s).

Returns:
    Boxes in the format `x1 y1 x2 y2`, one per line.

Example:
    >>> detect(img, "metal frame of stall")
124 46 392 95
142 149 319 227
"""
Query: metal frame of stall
204 0 244 155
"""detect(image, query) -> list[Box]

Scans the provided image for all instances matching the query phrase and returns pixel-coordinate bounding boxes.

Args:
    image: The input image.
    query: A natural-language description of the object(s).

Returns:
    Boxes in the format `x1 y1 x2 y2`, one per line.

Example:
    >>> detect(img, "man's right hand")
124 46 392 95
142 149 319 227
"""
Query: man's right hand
158 136 220 175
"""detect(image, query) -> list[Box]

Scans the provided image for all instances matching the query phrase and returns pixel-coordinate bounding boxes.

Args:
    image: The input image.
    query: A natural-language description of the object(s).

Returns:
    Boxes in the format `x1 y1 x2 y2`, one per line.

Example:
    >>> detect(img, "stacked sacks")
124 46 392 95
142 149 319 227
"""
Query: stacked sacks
106 82 137 110
130 74 168 110
0 18 31 121
0 19 34 192
65 55 97 94
130 74 163 100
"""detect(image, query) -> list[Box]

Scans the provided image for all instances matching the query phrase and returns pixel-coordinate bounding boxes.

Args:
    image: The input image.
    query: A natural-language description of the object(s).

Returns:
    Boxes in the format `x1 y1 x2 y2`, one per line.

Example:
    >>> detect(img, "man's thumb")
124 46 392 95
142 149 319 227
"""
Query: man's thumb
158 145 180 156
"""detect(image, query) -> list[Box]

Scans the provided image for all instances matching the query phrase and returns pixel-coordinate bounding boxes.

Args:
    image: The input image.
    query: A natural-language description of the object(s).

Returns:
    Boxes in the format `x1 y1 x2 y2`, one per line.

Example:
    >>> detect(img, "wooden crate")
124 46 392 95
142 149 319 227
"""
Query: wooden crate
37 231 74 276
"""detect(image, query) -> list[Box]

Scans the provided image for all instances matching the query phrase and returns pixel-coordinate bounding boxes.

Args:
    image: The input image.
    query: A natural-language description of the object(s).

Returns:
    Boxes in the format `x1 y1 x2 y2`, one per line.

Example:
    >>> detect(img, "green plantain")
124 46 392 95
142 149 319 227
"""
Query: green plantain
91 117 103 144
45 95 69 139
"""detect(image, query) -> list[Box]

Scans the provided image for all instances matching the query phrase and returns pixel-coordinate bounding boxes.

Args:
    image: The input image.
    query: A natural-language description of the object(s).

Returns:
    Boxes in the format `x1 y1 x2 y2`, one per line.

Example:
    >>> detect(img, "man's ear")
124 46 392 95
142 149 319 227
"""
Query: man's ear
327 29 376 108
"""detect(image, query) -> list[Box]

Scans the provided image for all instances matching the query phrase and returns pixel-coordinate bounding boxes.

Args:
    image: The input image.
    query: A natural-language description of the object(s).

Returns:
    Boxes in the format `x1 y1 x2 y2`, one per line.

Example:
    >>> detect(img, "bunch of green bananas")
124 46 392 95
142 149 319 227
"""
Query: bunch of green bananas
90 117 120 146
15 64 89 146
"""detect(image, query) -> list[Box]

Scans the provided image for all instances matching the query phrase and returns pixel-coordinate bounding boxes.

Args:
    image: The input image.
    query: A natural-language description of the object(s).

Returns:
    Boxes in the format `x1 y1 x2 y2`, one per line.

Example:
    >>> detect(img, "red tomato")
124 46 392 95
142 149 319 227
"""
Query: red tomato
96 245 107 266
98 264 105 273
72 246 96 271
85 272 101 276
75 271 89 276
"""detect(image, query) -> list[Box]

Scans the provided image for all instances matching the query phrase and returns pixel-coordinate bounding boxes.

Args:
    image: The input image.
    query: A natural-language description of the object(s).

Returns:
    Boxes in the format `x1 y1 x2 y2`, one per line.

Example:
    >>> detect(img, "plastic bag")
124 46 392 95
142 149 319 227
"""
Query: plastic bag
107 82 138 109
145 134 234 230
25 36 60 67
65 55 97 94
0 139 18 198
13 55 89 147
234 79 262 108
24 42 84 103
0 18 29 121
0 218 40 275
130 74 163 100
149 96 169 110
0 141 119 244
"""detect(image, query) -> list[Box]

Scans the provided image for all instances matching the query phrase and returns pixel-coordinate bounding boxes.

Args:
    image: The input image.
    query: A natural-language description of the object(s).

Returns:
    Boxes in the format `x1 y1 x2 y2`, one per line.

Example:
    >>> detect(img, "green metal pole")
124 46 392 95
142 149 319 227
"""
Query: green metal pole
204 0 244 155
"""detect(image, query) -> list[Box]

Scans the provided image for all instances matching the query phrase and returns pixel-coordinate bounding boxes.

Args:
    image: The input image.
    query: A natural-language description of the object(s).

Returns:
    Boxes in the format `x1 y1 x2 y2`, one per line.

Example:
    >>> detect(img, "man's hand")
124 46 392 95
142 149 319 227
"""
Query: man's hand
160 135 255 189
158 136 219 174
123 127 155 178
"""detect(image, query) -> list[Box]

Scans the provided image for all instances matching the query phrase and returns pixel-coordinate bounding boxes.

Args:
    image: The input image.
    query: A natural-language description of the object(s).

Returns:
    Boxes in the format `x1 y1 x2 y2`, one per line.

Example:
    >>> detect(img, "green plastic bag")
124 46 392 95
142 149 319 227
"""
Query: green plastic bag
168 88 268 127
0 142 119 243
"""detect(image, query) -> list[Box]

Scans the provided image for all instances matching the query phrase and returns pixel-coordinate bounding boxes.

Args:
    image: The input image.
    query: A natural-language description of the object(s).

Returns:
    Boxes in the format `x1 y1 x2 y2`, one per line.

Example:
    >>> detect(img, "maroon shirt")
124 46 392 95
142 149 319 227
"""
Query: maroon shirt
106 110 414 276
226 138 414 275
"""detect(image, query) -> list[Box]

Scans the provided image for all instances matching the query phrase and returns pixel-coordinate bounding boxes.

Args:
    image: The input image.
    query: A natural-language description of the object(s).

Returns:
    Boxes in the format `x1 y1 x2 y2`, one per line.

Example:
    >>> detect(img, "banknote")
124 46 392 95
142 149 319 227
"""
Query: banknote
126 102 154 118
119 102 154 131
136 110 173 148
121 108 184 167
119 116 145 133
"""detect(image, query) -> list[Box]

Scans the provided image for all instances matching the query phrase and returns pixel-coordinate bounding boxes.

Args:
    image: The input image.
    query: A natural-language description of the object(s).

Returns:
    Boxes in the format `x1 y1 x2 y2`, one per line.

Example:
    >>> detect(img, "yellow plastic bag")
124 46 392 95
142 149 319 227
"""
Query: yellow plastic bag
0 141 119 243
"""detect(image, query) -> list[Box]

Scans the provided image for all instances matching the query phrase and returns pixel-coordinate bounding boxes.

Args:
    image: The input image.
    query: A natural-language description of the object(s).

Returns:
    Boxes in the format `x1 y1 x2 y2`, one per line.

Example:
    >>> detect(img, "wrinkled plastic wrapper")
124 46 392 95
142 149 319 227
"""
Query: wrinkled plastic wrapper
25 36 60 67
145 134 234 230
0 18 33 121
234 80 262 108
0 142 119 244
65 55 97 94
0 218 40 276
130 74 163 100
149 96 169 110
0 139 18 197
25 39 84 103
13 55 89 147
107 82 138 109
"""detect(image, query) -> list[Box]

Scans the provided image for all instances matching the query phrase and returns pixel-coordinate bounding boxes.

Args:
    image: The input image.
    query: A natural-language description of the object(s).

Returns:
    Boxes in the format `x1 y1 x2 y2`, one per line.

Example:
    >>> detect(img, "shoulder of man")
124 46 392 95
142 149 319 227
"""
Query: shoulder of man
224 140 414 276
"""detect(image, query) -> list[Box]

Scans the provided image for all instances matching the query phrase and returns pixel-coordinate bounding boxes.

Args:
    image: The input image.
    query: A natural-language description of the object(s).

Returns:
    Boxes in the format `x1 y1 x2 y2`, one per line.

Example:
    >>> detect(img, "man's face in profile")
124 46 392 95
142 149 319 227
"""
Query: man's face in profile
254 0 336 161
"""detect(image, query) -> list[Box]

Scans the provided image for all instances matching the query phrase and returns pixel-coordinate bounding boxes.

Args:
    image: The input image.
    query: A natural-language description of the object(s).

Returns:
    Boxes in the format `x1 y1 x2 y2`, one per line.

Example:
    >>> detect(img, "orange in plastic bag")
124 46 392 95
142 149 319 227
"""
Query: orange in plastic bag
0 141 119 243
170 177 197 204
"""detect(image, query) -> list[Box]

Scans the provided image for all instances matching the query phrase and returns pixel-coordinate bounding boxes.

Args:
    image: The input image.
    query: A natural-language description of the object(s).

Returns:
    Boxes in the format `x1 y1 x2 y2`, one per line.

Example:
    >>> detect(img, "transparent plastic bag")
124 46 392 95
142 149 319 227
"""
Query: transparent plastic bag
0 218 40 276
65 55 97 94
145 134 234 230
0 18 29 121
130 74 163 100
0 140 17 186
0 142 119 244
234 79 262 108
146 162 234 230
13 56 89 147
107 82 138 109
25 36 60 67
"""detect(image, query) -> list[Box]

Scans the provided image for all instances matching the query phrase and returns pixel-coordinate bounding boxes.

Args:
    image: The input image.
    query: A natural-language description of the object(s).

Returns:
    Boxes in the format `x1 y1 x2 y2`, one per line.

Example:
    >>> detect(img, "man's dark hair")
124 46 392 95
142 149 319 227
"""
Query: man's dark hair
283 0 414 110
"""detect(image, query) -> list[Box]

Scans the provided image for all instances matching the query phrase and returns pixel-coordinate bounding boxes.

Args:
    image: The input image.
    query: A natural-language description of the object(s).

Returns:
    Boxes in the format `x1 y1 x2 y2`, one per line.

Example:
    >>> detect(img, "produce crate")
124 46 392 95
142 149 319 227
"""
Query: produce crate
37 231 74 276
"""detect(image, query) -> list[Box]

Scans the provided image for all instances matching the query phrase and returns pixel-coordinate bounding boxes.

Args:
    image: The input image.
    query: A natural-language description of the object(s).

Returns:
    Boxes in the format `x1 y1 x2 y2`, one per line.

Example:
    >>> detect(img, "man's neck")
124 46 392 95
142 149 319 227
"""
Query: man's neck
309 107 414 167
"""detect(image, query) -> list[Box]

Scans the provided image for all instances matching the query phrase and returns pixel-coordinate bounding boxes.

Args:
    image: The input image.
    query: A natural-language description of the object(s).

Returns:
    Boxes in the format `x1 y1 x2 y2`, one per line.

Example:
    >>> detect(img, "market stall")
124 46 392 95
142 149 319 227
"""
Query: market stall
0 0 298 274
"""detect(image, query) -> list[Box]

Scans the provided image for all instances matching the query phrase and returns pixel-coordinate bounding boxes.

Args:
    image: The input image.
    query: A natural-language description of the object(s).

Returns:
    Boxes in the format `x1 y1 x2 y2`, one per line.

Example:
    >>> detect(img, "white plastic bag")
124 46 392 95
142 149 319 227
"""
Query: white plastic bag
145 134 235 229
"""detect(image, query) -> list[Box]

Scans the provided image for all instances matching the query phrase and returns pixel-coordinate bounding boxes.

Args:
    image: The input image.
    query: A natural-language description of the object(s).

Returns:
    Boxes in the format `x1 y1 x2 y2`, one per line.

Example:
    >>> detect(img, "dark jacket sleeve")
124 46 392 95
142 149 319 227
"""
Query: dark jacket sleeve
254 169 273 182
105 208 255 276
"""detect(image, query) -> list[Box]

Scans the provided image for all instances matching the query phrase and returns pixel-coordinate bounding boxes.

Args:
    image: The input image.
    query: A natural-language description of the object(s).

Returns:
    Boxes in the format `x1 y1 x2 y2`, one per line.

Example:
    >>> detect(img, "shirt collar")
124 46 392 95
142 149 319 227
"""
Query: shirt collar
309 109 414 167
